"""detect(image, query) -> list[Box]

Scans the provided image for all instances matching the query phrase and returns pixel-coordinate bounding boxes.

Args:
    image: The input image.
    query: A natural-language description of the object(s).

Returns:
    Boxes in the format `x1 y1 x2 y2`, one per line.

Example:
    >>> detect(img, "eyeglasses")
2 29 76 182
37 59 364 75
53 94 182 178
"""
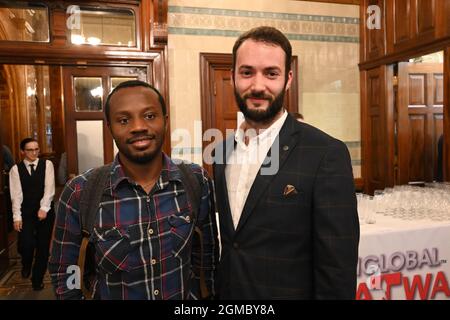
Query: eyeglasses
25 148 40 153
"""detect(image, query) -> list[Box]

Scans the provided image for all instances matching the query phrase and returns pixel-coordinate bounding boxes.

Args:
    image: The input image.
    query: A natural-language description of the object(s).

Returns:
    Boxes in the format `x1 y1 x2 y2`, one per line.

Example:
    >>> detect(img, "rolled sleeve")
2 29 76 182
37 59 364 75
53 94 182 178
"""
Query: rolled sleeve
40 160 55 213
9 165 23 222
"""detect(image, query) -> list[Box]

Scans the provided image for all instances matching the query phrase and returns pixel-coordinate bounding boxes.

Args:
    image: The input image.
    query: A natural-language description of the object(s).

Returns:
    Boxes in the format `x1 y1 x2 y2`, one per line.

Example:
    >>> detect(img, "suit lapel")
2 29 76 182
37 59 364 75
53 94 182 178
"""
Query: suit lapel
235 115 303 234
214 135 236 237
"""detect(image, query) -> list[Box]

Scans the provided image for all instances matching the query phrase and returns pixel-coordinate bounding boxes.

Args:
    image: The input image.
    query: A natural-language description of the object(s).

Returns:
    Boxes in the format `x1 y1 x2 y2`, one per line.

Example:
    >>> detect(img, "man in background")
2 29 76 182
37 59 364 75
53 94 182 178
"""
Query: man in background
290 112 304 122
9 138 55 291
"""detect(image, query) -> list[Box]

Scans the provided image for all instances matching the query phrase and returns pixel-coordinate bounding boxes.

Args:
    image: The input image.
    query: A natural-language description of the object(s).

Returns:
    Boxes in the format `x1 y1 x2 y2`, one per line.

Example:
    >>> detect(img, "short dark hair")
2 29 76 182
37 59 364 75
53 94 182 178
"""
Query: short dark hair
104 80 167 123
232 26 292 80
20 138 38 151
291 112 304 120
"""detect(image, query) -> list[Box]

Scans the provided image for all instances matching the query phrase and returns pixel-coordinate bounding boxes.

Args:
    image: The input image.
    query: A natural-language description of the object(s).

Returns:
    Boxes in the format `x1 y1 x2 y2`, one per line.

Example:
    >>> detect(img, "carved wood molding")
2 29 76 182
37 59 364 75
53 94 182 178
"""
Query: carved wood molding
151 0 168 45
294 0 360 4
200 52 233 132
359 37 450 70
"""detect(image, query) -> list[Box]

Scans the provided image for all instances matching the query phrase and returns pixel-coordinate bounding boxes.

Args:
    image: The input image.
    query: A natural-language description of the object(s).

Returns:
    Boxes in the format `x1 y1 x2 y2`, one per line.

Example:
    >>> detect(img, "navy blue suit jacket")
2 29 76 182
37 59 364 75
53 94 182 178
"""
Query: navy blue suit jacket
213 114 360 299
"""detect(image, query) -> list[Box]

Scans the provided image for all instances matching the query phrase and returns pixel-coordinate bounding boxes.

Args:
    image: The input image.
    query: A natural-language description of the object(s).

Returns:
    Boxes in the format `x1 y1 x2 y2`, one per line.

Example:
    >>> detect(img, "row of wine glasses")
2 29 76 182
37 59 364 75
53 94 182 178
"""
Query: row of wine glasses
356 183 450 224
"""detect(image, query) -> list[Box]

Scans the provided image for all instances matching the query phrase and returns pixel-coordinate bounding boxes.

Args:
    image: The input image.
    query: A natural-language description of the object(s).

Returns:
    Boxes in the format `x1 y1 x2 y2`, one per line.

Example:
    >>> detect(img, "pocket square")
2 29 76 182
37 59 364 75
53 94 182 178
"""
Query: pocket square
283 184 298 196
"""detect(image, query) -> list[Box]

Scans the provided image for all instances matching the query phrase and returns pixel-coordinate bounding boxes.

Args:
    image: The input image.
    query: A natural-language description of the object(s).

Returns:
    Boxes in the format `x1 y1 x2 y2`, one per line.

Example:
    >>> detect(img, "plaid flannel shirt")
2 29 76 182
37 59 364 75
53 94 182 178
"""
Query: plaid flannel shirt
49 154 219 300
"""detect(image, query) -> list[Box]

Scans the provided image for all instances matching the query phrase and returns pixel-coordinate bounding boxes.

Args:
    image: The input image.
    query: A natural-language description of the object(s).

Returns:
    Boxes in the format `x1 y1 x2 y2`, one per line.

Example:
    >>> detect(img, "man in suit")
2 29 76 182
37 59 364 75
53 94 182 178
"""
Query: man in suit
213 26 360 299
9 138 55 291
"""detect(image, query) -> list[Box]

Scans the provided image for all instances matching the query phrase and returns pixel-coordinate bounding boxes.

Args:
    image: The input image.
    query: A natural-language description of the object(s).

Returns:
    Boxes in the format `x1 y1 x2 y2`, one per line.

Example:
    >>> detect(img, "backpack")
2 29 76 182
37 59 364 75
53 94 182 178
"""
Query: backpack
77 162 210 299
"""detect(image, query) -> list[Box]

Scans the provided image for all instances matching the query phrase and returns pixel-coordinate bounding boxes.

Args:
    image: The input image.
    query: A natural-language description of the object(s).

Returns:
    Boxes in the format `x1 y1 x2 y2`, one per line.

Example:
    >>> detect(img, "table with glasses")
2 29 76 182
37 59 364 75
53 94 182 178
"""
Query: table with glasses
356 183 450 300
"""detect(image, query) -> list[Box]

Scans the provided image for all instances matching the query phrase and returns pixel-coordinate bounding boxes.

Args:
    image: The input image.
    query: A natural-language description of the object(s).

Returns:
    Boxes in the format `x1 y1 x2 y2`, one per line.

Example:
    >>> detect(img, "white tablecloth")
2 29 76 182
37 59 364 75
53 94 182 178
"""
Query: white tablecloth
357 214 450 300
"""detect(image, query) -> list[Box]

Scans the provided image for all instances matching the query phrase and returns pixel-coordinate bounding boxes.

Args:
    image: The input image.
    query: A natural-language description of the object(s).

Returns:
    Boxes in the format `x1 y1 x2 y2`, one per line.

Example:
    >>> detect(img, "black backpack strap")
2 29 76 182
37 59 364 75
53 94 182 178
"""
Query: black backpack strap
78 164 111 237
77 164 111 299
176 161 210 299
177 162 202 222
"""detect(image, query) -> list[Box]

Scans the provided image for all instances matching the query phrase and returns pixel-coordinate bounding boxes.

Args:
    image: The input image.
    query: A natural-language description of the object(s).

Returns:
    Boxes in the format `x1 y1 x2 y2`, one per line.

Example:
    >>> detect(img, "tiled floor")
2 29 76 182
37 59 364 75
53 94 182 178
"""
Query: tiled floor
0 234 55 300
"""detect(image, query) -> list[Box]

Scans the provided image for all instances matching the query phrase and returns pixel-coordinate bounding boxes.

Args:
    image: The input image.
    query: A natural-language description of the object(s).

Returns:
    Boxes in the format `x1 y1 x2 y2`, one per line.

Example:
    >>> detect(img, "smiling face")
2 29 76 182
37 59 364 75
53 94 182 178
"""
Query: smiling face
233 39 293 124
21 141 40 162
108 86 167 165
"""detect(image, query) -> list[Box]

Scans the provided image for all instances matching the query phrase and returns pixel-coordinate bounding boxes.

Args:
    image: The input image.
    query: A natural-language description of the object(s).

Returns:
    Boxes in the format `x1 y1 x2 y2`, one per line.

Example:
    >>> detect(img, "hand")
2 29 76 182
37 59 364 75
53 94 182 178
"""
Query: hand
37 209 47 221
14 220 22 232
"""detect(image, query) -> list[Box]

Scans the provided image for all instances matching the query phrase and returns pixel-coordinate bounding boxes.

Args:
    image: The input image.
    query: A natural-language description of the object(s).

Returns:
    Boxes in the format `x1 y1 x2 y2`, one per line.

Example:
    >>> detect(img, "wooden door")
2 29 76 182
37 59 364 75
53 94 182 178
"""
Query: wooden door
397 62 444 184
200 53 298 175
213 68 240 139
362 65 395 195
63 66 148 177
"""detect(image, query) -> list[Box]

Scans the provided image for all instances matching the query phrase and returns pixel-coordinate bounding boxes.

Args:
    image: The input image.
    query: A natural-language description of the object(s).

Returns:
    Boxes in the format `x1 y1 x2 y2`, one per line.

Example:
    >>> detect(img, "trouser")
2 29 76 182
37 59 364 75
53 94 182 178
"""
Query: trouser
18 209 55 286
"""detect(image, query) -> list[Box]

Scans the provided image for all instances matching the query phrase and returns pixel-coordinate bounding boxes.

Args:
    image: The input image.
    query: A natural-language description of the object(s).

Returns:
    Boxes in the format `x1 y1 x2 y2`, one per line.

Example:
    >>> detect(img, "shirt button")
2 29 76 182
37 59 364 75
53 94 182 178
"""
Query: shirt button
283 145 289 151
154 289 159 296
148 228 154 235
151 258 157 265
233 242 239 249
146 197 150 203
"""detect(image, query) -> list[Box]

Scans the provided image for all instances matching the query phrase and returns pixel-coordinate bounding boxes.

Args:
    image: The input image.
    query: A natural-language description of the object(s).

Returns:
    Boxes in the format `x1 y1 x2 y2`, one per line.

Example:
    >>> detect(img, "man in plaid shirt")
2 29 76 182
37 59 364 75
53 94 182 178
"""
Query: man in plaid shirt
49 80 219 299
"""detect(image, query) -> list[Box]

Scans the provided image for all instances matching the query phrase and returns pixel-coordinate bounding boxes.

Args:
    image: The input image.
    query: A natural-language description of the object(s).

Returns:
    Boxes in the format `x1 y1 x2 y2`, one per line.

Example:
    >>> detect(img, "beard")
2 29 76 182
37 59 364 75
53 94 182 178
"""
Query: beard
234 86 286 123
119 132 165 165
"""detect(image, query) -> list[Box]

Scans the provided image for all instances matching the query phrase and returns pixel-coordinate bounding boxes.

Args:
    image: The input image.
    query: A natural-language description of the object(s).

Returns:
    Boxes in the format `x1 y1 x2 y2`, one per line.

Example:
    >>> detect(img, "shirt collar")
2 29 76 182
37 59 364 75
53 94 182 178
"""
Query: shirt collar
23 158 39 167
110 153 183 191
234 109 288 147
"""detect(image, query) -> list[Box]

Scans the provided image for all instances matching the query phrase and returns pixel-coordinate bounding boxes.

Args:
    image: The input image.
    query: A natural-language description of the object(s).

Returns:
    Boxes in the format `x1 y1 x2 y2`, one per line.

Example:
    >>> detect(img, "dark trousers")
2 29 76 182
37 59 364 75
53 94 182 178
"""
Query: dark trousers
18 209 55 286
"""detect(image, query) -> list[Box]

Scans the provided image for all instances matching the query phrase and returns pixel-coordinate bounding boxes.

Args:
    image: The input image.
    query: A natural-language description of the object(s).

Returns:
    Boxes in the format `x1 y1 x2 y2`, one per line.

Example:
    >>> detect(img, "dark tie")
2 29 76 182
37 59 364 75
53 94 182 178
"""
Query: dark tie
29 163 35 175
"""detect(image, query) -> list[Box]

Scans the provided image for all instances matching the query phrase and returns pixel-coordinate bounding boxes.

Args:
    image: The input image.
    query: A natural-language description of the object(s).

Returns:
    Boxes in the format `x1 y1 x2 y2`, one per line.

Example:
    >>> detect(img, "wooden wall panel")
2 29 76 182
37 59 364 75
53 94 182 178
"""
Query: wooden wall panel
417 0 436 37
434 74 444 104
433 114 444 178
360 1 450 184
397 63 443 184
369 115 383 182
408 114 426 181
409 74 425 105
443 47 450 182
361 65 395 194
361 0 450 67
384 0 444 55
393 0 412 47
49 66 65 169
364 66 390 193
361 0 386 62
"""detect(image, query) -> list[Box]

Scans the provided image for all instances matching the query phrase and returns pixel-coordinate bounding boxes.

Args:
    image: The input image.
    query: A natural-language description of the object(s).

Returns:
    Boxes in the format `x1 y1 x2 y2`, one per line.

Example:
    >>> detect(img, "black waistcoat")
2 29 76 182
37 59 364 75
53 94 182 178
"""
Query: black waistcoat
18 159 46 216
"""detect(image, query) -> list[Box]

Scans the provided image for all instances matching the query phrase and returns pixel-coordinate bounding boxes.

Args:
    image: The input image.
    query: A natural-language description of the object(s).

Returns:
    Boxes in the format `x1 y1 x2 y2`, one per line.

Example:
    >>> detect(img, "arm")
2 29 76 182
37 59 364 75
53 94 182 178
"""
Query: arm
57 153 67 185
38 160 55 219
2 145 14 171
190 168 219 299
48 177 84 300
9 165 23 229
313 140 360 299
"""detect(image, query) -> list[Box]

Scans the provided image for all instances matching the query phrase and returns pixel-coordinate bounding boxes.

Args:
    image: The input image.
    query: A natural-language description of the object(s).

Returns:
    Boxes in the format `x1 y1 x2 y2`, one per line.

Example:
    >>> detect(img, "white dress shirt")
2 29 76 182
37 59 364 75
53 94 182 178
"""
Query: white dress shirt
9 158 55 222
225 110 288 229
